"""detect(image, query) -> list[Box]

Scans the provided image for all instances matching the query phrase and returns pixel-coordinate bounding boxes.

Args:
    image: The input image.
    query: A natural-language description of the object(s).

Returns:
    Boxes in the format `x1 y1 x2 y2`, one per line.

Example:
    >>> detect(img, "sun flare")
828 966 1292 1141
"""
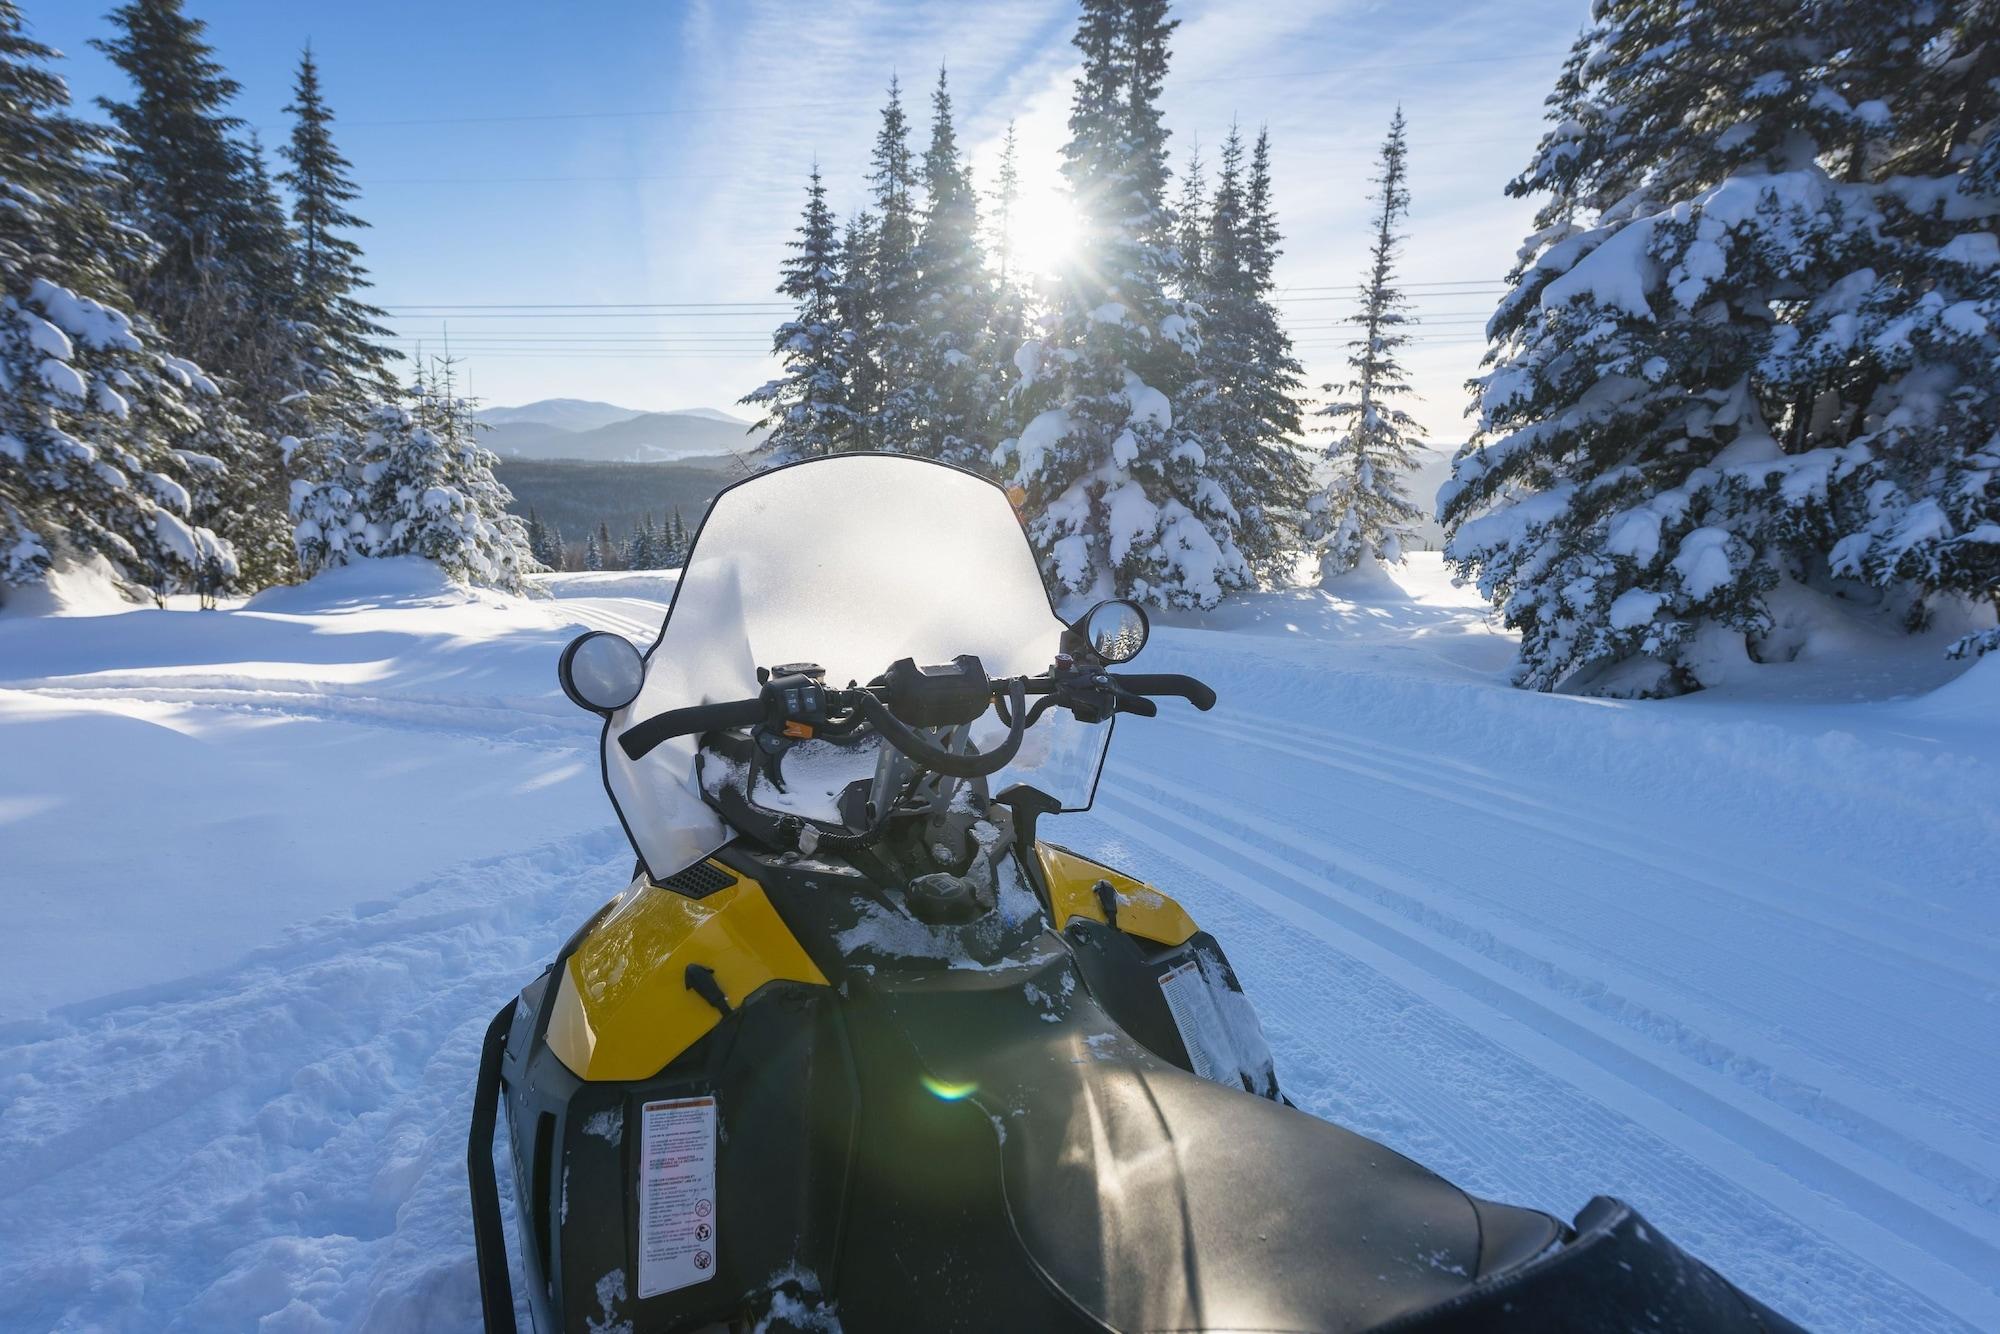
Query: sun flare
1006 191 1083 279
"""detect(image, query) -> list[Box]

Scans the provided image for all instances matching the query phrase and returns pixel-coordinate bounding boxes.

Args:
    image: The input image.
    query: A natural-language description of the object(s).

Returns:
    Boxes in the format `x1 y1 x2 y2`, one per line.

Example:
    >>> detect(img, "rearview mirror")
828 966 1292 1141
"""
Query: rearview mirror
558 631 644 714
1078 599 1149 663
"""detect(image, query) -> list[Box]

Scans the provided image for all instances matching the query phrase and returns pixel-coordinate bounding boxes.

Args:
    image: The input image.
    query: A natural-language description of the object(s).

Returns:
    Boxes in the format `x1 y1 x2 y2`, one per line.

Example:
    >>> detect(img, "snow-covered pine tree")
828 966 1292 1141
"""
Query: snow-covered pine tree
1000 0 1252 608
1191 125 1311 584
278 46 397 423
741 163 855 460
596 520 616 569
0 1 238 600
1311 109 1424 579
583 529 602 571
984 121 1029 442
1441 1 2000 694
526 509 564 568
910 65 996 470
867 77 923 450
667 509 690 566
835 210 883 451
94 0 296 588
628 513 658 570
1174 140 1206 303
348 358 532 590
989 121 1024 294
1237 128 1312 576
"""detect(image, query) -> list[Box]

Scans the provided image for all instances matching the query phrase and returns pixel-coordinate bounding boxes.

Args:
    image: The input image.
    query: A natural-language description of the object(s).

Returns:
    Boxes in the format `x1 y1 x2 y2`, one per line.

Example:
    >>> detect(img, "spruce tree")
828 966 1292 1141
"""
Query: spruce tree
277 45 396 421
1186 125 1310 585
360 358 531 590
1234 127 1312 576
1312 109 1424 579
1442 1 2000 694
583 529 602 572
1174 140 1206 303
598 520 616 570
911 65 995 469
0 1 238 599
741 164 855 459
984 122 1029 443
295 358 531 589
525 508 546 562
94 0 295 587
867 77 922 448
834 210 883 450
1000 0 1253 608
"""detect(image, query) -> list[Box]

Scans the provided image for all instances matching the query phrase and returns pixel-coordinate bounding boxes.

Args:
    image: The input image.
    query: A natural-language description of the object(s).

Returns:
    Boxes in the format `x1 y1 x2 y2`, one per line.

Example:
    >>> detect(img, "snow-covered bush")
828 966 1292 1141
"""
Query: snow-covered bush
1442 1 2000 693
0 277 238 599
292 377 534 592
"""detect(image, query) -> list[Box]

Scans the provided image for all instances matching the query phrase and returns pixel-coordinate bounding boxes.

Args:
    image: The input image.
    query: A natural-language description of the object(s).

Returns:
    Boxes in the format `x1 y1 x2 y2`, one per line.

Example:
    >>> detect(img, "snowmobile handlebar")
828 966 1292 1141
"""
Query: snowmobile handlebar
616 663 1217 767
1103 673 1217 712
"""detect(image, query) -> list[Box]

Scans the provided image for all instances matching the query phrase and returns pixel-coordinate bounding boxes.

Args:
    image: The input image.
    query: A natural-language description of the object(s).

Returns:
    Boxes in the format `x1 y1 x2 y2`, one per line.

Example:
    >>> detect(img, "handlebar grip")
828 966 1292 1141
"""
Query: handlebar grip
1109 673 1217 711
618 697 766 760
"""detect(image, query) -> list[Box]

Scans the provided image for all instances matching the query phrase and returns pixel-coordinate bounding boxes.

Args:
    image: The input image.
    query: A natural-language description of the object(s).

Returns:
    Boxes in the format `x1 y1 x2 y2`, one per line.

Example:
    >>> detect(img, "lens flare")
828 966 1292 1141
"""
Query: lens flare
920 1074 979 1102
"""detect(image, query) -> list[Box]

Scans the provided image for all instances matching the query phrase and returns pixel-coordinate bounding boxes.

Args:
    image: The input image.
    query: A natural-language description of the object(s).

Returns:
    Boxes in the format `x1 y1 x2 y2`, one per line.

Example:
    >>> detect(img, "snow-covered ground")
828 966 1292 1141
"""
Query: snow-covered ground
1 555 1994 1331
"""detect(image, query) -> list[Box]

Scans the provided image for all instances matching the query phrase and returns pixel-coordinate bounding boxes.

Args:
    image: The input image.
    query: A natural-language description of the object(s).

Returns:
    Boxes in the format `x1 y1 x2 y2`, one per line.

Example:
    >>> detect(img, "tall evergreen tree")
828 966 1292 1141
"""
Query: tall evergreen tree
1001 0 1253 608
741 163 855 459
1442 1 2000 694
834 209 883 450
1311 109 1423 578
911 65 995 469
1231 126 1311 578
583 529 602 572
94 0 295 586
277 46 396 421
1182 125 1310 585
867 77 922 448
1173 139 1207 303
0 1 237 598
989 121 1024 291
985 121 1029 442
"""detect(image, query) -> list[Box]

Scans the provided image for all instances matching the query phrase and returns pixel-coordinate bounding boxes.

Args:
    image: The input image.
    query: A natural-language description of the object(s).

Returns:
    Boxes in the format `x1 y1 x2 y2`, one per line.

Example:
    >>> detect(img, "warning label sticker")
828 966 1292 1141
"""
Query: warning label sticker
637 1096 718 1298
1157 957 1225 1085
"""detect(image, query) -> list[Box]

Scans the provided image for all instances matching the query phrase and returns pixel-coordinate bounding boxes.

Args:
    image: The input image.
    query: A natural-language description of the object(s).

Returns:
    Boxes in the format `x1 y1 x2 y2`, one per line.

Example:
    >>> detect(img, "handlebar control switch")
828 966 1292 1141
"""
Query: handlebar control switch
881 655 993 728
761 665 829 738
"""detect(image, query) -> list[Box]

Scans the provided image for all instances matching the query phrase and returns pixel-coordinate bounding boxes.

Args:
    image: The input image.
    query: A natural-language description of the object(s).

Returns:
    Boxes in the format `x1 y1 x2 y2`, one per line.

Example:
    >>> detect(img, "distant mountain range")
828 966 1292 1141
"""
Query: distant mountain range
474 398 763 462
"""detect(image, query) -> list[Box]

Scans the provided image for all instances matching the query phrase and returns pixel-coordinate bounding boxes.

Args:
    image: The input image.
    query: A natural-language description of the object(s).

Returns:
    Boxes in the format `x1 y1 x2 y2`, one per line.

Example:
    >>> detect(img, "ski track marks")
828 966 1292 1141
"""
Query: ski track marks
0 831 627 1332
1068 710 1996 1333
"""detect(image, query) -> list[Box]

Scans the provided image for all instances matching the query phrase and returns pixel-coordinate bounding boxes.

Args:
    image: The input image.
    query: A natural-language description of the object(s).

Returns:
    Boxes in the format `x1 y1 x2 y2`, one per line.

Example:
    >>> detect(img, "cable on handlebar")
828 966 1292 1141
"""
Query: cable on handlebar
854 677 1027 778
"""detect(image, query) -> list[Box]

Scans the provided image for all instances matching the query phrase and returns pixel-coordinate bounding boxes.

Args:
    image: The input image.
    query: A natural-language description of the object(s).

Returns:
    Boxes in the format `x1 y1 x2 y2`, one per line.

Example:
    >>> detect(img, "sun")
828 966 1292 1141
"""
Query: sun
1006 190 1083 280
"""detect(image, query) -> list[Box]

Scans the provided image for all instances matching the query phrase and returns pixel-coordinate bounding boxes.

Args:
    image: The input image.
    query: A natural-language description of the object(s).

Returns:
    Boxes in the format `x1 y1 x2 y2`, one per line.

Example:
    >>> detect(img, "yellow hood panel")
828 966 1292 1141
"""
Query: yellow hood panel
1035 842 1198 948
546 863 827 1082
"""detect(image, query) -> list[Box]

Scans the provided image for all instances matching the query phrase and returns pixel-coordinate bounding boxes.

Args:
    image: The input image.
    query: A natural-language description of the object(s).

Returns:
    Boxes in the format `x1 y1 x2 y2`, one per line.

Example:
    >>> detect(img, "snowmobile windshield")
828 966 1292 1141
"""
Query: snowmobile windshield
602 454 1112 879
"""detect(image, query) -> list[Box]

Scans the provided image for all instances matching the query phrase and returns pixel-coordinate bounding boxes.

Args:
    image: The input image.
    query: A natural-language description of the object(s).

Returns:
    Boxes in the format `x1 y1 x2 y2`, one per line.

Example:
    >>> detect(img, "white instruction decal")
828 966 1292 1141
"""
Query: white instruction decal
638 1096 719 1298
1158 957 1228 1085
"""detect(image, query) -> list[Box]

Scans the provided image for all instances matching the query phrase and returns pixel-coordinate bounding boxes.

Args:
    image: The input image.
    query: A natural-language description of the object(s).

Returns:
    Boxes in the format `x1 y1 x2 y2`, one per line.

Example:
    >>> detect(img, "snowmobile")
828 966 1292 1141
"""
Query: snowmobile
469 453 1804 1332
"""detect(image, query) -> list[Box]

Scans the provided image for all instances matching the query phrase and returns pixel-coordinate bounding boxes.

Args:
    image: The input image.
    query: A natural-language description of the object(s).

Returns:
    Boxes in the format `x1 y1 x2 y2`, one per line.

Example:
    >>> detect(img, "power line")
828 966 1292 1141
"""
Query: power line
321 51 1569 131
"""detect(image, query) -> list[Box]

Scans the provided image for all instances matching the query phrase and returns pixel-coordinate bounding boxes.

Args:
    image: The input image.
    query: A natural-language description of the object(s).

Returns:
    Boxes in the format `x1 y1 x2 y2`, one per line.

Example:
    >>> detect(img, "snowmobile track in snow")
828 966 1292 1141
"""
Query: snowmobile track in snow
1085 723 1998 1332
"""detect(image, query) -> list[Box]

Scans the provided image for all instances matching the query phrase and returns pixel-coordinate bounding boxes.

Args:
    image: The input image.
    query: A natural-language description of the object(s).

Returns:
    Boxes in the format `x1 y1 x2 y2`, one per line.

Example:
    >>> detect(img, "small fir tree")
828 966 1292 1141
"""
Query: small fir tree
741 164 855 460
1312 109 1424 579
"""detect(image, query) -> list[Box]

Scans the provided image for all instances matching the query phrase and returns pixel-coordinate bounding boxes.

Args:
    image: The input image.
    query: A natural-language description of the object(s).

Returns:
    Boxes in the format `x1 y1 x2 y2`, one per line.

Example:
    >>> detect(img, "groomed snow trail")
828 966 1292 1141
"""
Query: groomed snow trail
0 557 1993 1331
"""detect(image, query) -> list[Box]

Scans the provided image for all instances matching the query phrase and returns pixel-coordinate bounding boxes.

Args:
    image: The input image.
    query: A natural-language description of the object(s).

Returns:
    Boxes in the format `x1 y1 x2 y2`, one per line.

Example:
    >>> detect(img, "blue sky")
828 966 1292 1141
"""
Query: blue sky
36 0 1584 440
